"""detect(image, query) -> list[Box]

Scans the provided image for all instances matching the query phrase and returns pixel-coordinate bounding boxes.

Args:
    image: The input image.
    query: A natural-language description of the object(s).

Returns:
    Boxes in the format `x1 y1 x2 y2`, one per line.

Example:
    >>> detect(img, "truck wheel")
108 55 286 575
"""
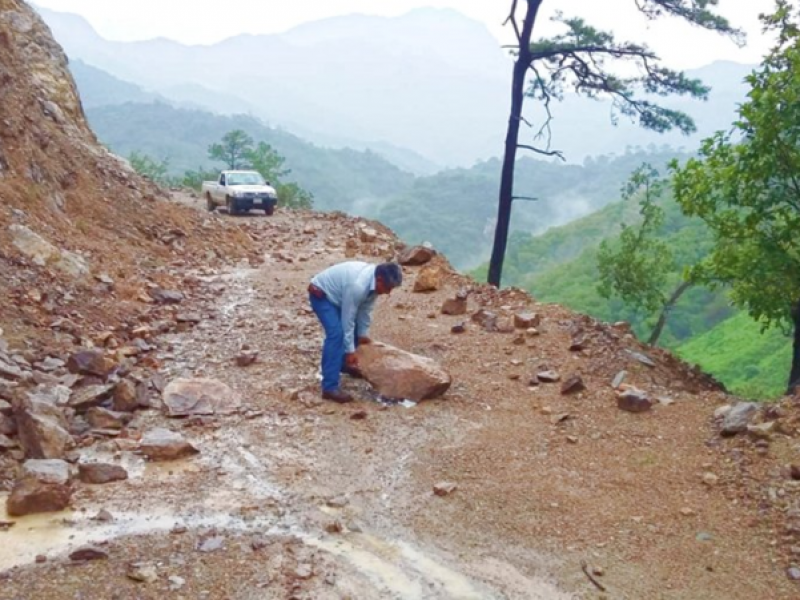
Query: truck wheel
206 193 215 212
265 204 275 216
226 196 238 216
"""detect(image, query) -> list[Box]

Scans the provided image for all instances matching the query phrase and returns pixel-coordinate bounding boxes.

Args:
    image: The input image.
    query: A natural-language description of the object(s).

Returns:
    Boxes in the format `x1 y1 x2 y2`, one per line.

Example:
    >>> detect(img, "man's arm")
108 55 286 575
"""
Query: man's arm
355 295 377 342
340 286 362 354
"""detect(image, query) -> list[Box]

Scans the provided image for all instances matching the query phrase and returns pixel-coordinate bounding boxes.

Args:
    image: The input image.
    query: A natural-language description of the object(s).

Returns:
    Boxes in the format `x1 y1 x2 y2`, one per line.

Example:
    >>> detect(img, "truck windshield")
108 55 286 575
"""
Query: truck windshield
226 172 265 186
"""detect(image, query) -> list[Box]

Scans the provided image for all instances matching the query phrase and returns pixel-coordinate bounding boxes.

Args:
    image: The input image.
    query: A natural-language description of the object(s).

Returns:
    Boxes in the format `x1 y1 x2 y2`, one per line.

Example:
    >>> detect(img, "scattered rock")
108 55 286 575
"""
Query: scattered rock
787 567 800 581
112 379 142 412
235 351 259 367
7 459 72 516
94 509 114 522
617 389 653 413
611 371 627 389
398 245 436 266
197 536 225 553
15 398 72 459
358 226 378 243
513 313 540 329
139 428 199 461
560 374 586 395
78 462 129 484
537 370 561 383
471 309 498 331
69 546 108 562
68 384 114 411
127 562 159 583
433 481 457 496
413 265 442 293
149 288 184 304
162 378 242 417
626 349 656 368
451 322 466 334
86 407 128 430
441 293 468 316
721 402 758 436
66 350 114 378
746 421 775 440
356 342 451 401
702 472 719 487
9 224 89 277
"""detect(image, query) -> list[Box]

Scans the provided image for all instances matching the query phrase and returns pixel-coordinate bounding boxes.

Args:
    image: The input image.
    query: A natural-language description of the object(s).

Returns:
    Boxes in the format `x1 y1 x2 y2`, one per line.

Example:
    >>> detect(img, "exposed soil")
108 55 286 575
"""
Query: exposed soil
2 197 799 599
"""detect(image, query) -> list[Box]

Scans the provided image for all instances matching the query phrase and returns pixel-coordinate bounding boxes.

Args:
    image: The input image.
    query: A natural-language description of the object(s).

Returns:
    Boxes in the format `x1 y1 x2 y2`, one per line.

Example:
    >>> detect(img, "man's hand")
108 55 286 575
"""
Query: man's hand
345 353 359 368
357 337 372 345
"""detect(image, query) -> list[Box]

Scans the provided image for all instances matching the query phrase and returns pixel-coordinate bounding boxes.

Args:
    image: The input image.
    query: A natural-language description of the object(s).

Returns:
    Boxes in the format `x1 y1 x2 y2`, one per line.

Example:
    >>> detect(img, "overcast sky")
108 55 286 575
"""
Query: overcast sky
33 0 777 69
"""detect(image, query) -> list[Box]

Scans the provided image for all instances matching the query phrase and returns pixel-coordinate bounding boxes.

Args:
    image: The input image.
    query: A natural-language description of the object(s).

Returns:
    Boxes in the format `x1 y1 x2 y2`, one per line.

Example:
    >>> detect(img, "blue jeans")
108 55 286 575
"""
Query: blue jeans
310 294 359 392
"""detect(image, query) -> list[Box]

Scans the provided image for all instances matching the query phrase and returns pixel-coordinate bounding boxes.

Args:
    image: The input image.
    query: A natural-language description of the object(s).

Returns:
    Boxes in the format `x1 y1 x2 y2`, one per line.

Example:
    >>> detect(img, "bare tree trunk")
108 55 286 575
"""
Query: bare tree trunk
647 280 692 346
487 0 542 287
789 299 800 395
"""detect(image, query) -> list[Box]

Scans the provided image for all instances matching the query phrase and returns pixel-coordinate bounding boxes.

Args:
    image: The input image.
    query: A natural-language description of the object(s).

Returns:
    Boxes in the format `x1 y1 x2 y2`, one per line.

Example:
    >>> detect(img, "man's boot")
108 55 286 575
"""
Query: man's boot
322 389 353 403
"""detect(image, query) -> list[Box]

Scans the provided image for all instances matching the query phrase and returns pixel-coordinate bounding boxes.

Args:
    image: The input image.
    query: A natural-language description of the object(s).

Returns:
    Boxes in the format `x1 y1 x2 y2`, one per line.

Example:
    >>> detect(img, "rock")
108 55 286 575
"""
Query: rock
358 226 378 243
787 567 800 581
127 562 159 583
9 224 89 277
441 293 468 316
433 481 457 496
295 564 313 580
398 245 436 266
94 509 114 522
413 265 442 293
569 335 586 351
0 434 16 449
702 472 719 487
15 398 72 459
355 342 451 401
139 428 199 461
197 536 225 553
86 407 128 430
7 459 72 516
66 350 114 378
713 405 732 419
149 288 184 304
0 357 26 381
112 379 141 412
721 402 758 436
611 371 627 389
626 349 656 367
537 370 560 383
0 413 16 436
450 322 466 334
235 351 259 367
560 375 586 395
0 399 12 414
161 378 242 417
617 389 653 413
514 313 540 329
68 384 114 411
747 421 775 439
176 313 201 324
69 546 108 562
78 462 129 484
168 575 186 590
471 309 498 331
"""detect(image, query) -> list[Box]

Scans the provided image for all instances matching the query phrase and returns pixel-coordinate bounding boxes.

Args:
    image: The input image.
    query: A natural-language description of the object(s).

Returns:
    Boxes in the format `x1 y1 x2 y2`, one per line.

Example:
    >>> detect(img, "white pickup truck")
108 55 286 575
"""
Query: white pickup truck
202 170 278 215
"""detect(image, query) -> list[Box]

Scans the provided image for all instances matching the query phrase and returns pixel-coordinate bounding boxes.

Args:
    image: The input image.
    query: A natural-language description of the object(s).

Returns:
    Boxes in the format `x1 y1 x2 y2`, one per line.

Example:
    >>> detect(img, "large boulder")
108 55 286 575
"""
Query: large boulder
9 224 89 278
15 397 72 459
355 342 451 401
412 266 442 293
161 378 241 418
7 459 73 516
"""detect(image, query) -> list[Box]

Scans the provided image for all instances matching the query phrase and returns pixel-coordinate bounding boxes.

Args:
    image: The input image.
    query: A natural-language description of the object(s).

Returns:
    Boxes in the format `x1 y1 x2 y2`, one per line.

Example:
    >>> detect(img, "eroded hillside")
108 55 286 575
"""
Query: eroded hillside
1 2 800 598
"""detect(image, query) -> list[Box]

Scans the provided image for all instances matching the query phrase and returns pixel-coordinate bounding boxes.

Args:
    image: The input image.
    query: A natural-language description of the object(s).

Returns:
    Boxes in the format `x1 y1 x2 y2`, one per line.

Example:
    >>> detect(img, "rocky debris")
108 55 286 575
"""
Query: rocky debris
0 357 26 381
68 384 114 411
569 334 587 351
197 535 225 553
356 342 451 401
66 349 114 378
94 509 114 522
78 462 129 484
235 350 259 367
617 389 653 413
471 309 498 331
139 428 199 461
721 402 759 436
358 226 378 243
433 481 457 496
413 265 442 293
112 379 144 412
15 396 72 459
398 244 436 266
611 371 627 389
149 288 185 304
69 546 108 562
441 291 468 316
747 422 775 440
127 562 159 583
86 407 129 430
514 312 540 329
7 459 72 516
537 370 561 383
451 322 467 334
626 349 656 368
161 378 242 417
9 224 89 277
560 375 586 395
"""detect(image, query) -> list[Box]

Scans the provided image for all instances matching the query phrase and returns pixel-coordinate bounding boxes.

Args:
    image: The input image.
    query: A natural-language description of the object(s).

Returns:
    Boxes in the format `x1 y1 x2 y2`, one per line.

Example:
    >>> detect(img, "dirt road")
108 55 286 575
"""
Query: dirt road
1 197 797 599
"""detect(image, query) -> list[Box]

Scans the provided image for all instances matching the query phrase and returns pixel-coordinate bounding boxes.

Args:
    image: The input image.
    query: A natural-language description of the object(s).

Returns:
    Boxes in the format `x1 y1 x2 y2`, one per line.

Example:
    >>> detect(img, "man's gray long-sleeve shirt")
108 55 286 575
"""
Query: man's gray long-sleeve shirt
311 261 377 353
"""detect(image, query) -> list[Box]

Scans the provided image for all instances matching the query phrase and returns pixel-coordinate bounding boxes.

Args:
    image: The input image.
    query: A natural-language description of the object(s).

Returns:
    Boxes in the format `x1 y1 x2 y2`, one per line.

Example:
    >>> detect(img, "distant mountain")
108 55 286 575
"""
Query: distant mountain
69 60 162 108
36 5 754 167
